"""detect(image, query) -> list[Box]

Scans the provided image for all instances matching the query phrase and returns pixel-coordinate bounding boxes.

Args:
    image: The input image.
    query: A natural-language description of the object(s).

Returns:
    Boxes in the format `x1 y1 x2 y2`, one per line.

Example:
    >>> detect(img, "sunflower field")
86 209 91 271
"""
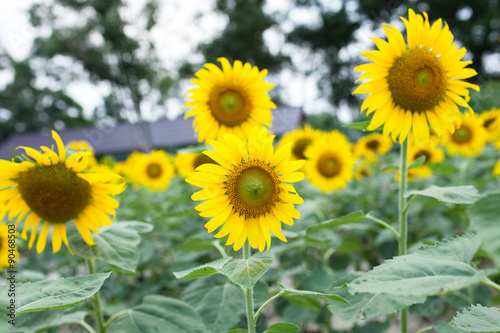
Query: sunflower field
2 8 500 333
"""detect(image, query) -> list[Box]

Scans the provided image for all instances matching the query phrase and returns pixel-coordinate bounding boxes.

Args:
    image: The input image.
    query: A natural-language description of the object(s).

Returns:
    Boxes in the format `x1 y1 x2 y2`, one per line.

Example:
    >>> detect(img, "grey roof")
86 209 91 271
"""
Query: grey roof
0 107 303 159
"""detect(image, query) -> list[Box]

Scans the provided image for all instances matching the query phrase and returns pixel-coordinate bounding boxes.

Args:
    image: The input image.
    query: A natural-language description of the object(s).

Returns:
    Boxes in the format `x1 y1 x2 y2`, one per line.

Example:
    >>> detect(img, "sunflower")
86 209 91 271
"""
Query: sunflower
67 140 98 170
407 136 444 177
0 131 125 253
479 108 500 143
128 150 175 191
174 152 217 178
354 161 374 180
0 224 17 268
353 9 479 144
185 57 275 142
442 113 487 157
303 131 355 192
186 126 304 252
278 125 322 161
353 133 393 161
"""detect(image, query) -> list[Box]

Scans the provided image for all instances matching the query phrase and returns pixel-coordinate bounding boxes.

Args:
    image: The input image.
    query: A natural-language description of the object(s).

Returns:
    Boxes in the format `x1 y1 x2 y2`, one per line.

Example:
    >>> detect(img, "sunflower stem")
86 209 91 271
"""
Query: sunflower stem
243 241 256 333
86 259 106 333
399 138 409 333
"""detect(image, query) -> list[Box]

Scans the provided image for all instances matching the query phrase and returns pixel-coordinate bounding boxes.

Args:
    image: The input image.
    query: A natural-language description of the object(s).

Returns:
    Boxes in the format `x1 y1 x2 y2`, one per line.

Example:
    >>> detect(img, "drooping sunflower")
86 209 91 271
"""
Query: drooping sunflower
407 136 444 177
278 125 322 161
128 150 175 191
185 57 276 142
353 133 393 161
303 131 355 193
442 113 487 157
186 126 304 252
0 224 17 268
479 108 500 143
353 9 479 144
67 140 98 170
174 151 217 178
0 131 125 253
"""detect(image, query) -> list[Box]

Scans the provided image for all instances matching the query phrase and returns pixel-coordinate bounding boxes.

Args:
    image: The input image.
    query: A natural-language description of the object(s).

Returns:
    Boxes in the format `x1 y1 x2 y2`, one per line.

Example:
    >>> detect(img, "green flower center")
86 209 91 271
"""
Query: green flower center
227 160 280 218
317 154 342 178
452 126 472 144
388 48 447 112
17 164 91 223
292 138 312 160
146 163 162 179
209 87 251 127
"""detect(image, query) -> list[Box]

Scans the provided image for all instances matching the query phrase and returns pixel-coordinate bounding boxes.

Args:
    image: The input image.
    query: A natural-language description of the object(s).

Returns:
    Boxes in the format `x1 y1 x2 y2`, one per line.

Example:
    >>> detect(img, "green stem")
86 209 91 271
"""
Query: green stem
243 241 256 333
481 278 500 293
212 240 228 258
365 214 400 239
399 138 409 333
86 259 106 333
254 290 286 321
79 320 98 333
104 309 130 330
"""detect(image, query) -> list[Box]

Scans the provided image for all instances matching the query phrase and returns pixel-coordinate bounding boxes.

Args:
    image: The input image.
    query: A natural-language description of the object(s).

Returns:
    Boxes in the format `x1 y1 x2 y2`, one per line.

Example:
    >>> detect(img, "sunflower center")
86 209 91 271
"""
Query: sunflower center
17 164 91 223
193 154 216 169
317 154 342 178
388 48 447 112
413 149 431 164
452 126 472 144
146 163 162 179
483 118 496 129
209 87 251 127
292 138 312 159
227 160 280 218
366 139 380 150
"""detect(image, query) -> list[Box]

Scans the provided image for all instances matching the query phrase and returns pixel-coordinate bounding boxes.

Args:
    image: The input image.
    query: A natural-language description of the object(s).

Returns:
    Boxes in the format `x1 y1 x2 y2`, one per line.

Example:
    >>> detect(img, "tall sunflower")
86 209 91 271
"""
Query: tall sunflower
479 108 500 143
128 150 175 191
278 125 322 161
407 137 444 177
174 152 216 178
304 131 355 193
0 131 125 253
0 224 17 269
353 9 479 144
442 113 487 157
185 57 275 142
353 133 393 161
186 126 304 252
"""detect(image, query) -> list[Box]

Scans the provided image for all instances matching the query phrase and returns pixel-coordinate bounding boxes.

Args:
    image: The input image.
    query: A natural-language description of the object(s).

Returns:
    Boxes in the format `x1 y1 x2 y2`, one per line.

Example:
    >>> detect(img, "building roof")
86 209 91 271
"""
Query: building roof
0 107 303 159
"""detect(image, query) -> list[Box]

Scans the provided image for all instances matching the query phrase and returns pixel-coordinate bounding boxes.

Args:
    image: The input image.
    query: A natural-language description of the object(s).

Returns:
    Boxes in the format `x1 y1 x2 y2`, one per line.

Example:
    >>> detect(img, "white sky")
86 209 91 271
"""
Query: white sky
0 0 360 125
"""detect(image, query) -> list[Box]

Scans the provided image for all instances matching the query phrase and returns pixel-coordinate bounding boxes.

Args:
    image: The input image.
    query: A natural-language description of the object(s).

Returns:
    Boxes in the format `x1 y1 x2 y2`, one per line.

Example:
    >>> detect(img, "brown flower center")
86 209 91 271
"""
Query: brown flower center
292 138 312 160
17 164 91 223
317 154 342 178
193 153 217 169
366 139 380 151
209 87 251 127
146 163 162 179
413 149 431 164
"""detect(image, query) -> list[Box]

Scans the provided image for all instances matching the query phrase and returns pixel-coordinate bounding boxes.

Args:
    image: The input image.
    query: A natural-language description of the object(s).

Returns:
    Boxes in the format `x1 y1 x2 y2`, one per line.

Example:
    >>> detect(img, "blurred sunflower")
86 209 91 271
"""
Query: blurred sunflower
354 9 479 144
128 150 175 191
304 131 355 192
185 57 275 142
494 160 500 177
174 152 217 178
479 109 500 142
354 161 374 180
407 137 444 177
353 133 393 161
67 140 98 170
0 224 17 268
442 113 487 156
0 131 125 253
278 125 322 161
187 126 304 252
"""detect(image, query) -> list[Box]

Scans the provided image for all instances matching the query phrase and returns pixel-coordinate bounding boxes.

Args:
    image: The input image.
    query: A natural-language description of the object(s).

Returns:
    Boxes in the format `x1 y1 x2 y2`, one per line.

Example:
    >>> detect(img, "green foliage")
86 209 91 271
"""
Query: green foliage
264 323 300 332
405 185 481 205
15 310 89 333
452 304 500 332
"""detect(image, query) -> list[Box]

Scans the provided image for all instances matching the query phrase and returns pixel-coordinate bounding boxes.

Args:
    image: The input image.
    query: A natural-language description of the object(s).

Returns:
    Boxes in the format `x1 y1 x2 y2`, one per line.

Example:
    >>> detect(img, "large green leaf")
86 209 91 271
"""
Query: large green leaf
327 287 425 324
68 221 153 272
173 257 232 279
3 273 111 315
468 192 500 267
15 310 88 333
452 304 500 332
107 295 206 333
405 185 480 204
348 235 487 297
306 211 368 233
220 252 275 289
278 283 348 304
264 323 300 332
181 276 245 333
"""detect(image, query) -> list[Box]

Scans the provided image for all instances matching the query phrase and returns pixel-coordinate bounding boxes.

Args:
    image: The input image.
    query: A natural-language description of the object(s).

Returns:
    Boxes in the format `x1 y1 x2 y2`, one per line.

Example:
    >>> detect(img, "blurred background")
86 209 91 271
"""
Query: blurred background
0 0 499 149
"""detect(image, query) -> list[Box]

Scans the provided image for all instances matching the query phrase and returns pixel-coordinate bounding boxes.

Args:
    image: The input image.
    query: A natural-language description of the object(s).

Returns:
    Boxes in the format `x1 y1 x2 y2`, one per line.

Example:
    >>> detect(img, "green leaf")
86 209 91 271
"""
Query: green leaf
382 164 399 171
348 235 487 297
278 283 348 304
181 276 245 333
221 252 275 289
408 155 426 169
452 304 500 332
16 310 88 333
434 321 466 333
225 330 248 333
306 211 368 233
173 257 232 279
327 287 425 324
468 192 500 267
107 295 206 333
68 221 153 272
343 121 371 131
8 273 111 314
405 185 480 204
264 323 300 332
